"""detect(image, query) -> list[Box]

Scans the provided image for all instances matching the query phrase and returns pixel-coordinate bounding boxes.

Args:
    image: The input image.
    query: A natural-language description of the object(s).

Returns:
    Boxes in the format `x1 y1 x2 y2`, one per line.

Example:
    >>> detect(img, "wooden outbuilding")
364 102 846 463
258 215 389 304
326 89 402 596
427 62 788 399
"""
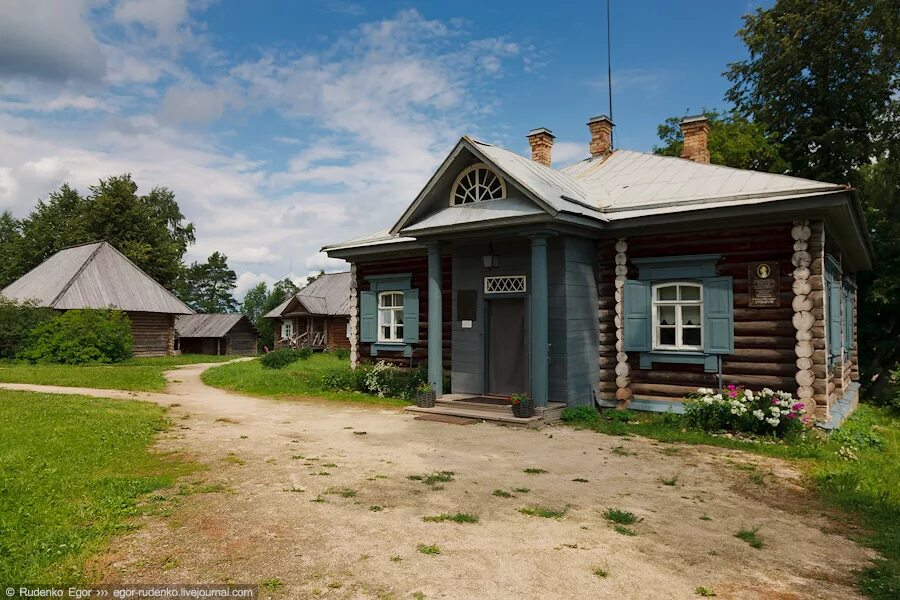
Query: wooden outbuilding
1 241 193 356
175 314 258 355
264 272 351 351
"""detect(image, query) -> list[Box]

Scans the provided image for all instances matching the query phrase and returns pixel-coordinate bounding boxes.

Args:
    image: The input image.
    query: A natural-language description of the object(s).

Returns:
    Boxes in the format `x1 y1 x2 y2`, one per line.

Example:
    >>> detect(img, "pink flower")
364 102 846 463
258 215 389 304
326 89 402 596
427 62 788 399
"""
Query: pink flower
773 399 780 405
727 384 736 390
786 413 797 419
792 403 805 411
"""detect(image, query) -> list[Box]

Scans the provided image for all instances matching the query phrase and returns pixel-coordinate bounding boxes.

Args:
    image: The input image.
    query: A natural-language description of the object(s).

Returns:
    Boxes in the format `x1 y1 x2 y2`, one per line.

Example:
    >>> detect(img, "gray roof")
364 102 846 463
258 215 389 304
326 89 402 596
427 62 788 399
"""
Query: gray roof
263 271 351 318
1 241 193 314
175 314 255 338
324 137 849 255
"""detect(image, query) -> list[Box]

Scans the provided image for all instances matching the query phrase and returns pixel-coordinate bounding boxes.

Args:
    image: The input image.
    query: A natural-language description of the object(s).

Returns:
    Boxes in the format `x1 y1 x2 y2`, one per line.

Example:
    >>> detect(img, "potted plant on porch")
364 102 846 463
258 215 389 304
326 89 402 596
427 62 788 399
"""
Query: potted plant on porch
510 392 534 418
415 382 436 408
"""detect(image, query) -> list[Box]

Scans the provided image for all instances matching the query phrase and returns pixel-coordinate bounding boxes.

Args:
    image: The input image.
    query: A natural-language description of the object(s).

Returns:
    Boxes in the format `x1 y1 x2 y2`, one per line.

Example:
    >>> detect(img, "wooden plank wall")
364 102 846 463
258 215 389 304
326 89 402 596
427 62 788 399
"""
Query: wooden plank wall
598 224 803 406
326 316 351 350
356 254 452 369
129 312 175 357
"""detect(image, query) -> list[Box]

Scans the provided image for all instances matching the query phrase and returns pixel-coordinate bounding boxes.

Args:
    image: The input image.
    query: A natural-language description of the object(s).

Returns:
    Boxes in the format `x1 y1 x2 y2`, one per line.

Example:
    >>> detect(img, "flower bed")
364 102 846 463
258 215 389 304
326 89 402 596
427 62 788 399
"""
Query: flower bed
684 385 810 438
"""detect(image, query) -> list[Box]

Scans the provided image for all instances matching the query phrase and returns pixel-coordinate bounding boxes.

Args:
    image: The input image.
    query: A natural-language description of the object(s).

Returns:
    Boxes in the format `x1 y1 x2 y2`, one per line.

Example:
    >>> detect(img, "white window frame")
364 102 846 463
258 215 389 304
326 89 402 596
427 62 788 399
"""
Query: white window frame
484 275 527 294
377 291 404 343
281 319 293 339
449 162 507 206
652 282 703 351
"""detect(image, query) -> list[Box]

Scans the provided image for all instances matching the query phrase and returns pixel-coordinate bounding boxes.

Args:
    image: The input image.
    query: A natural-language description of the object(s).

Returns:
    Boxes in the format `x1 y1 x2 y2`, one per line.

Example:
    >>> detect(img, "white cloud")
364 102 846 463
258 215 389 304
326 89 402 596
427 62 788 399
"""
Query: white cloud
0 0 107 82
234 270 276 297
0 7 525 302
552 141 588 166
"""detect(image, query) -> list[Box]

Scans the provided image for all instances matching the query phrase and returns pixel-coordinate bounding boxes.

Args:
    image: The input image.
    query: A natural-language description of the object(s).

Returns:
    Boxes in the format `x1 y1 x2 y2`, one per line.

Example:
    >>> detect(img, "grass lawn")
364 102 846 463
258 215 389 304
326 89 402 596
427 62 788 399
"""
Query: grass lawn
201 353 411 407
562 404 899 599
0 354 232 392
0 389 194 584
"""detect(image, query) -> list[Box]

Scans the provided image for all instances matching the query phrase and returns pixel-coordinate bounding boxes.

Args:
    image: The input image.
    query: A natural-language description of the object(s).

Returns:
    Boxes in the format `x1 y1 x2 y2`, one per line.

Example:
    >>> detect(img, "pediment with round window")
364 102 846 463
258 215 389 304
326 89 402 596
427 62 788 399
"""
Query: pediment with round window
450 162 506 206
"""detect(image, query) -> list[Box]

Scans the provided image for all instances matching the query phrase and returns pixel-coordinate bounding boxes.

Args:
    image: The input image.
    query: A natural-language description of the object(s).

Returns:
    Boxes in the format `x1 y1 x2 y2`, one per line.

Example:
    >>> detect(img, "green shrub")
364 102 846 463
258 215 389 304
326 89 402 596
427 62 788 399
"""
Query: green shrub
0 297 55 359
260 348 310 369
605 409 635 423
320 366 367 392
683 386 808 438
334 348 350 361
21 309 133 364
361 361 427 399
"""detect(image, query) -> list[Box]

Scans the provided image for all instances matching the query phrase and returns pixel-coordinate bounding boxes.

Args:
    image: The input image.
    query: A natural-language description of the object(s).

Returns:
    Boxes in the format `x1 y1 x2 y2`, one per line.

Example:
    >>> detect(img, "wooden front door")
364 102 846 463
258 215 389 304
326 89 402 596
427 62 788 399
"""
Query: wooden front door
487 298 527 396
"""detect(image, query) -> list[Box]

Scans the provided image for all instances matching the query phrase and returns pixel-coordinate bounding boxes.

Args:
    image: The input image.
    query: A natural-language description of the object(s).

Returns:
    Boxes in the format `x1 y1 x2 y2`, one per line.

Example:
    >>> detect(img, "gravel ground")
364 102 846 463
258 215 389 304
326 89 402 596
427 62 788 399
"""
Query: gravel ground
3 363 874 599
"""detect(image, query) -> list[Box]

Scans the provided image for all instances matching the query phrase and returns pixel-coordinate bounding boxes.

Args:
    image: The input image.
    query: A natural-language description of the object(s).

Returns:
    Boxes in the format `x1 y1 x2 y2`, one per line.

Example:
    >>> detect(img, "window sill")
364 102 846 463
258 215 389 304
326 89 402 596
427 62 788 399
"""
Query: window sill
370 342 412 358
640 350 718 373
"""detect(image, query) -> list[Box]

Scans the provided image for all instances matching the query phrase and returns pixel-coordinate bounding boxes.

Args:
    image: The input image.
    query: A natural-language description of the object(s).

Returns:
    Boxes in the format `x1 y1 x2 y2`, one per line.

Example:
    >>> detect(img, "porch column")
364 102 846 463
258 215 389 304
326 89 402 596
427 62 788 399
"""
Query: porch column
530 234 550 407
427 243 443 396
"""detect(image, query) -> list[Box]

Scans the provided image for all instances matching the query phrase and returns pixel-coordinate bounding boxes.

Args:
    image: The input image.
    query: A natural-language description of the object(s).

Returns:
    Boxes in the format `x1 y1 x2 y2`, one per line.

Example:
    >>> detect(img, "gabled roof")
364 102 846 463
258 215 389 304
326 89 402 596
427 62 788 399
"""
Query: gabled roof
324 136 860 262
263 271 351 318
1 241 193 314
175 314 256 338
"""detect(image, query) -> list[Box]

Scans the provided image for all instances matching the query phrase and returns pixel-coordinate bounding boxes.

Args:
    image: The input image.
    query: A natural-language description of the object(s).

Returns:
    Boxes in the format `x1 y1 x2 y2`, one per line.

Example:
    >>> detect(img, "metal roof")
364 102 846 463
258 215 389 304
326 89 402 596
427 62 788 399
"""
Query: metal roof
324 138 850 256
1 241 194 314
559 150 844 217
263 271 351 318
175 313 255 338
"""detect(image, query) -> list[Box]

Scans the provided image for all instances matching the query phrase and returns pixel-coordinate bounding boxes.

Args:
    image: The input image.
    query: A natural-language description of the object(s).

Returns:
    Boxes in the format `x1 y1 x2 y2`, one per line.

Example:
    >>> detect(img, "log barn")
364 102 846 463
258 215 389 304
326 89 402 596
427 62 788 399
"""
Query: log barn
1 241 193 356
324 115 870 428
264 271 351 351
175 314 258 355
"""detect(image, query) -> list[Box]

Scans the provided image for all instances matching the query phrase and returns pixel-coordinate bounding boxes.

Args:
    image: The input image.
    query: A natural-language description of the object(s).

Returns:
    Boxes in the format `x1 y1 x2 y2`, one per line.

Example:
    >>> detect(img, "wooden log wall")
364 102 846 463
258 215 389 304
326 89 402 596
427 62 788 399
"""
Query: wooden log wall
226 319 259 355
128 311 176 357
326 316 351 351
806 221 828 417
356 253 452 369
598 223 814 406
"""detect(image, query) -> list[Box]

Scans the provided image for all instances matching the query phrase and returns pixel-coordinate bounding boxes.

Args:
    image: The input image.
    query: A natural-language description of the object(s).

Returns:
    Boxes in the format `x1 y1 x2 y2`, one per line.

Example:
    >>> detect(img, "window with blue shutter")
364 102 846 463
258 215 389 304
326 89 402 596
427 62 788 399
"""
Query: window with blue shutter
842 280 855 357
360 273 418 357
625 254 732 373
824 260 841 370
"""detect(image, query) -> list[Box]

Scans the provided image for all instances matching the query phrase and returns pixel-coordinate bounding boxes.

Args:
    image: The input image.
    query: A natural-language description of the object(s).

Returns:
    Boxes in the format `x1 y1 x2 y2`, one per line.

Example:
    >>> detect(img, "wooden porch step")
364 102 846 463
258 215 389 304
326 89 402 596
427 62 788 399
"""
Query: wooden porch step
405 404 542 426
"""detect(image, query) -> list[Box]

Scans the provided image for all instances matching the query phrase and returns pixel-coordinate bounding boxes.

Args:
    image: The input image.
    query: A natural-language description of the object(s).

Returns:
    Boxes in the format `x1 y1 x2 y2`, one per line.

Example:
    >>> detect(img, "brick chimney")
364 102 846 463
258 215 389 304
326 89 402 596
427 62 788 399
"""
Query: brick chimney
679 115 710 164
526 127 555 167
587 115 614 157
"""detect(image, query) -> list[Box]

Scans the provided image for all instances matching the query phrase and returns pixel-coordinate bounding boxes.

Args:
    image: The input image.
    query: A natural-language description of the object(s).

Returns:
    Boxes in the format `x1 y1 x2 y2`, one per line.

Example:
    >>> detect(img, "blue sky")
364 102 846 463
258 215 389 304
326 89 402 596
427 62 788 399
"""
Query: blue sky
0 0 768 296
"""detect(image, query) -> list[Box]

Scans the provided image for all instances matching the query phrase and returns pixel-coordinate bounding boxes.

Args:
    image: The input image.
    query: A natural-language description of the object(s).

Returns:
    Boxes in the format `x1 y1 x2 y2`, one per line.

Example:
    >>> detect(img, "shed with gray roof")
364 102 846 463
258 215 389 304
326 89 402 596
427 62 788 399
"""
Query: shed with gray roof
175 314 258 356
1 241 193 356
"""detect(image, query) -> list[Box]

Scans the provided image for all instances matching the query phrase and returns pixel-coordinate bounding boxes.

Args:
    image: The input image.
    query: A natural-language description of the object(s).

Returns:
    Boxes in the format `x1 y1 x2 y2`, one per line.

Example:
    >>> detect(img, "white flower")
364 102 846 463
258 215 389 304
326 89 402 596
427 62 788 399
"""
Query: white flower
713 393 723 401
753 410 765 420
770 406 781 416
766 417 780 427
744 389 755 400
697 387 713 395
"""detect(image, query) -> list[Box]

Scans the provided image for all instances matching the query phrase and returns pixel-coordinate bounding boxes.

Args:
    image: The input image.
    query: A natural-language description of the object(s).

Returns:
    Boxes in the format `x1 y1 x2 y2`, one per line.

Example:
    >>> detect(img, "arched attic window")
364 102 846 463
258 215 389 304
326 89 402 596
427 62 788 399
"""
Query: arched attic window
450 162 506 206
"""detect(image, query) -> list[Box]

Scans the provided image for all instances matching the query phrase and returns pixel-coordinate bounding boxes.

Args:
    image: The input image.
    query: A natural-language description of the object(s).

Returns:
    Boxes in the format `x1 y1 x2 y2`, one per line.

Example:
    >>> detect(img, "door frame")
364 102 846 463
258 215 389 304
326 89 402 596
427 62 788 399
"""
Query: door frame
483 295 530 397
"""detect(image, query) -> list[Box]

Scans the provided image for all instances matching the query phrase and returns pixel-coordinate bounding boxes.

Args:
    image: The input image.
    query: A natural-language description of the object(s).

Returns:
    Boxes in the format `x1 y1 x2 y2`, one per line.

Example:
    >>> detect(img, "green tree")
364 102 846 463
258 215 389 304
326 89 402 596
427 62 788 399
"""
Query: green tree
726 0 898 185
177 252 239 313
653 109 787 172
240 278 299 350
0 211 24 289
857 150 900 398
725 0 899 397
12 175 195 289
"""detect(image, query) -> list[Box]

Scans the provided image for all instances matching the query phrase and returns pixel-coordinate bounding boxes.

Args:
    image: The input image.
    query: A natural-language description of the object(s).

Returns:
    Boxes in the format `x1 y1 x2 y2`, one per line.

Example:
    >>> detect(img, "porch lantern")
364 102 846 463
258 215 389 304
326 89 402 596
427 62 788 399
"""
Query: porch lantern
482 243 500 268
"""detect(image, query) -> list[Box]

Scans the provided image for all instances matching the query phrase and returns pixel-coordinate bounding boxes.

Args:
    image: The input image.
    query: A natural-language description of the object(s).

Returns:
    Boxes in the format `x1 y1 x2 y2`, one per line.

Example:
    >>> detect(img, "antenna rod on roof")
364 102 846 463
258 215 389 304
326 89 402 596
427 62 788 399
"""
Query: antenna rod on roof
607 0 614 148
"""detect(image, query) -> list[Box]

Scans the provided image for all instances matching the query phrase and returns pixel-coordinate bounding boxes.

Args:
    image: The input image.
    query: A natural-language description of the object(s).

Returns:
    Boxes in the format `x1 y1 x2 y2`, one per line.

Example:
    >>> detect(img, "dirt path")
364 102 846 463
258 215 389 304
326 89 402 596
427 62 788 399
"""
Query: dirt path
2 365 875 599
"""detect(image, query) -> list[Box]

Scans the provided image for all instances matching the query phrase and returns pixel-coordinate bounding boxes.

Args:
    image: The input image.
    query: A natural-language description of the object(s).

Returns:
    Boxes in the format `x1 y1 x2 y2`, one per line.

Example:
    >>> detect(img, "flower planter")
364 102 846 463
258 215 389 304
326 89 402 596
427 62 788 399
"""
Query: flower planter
416 390 436 408
512 397 535 418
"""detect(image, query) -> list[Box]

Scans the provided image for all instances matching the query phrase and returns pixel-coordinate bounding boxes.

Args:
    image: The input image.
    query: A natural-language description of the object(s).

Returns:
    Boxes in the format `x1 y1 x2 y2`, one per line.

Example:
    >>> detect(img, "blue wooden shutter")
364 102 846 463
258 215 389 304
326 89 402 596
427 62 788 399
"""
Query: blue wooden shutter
402 289 419 343
842 284 853 353
623 280 651 352
703 276 734 354
360 291 376 342
826 278 841 366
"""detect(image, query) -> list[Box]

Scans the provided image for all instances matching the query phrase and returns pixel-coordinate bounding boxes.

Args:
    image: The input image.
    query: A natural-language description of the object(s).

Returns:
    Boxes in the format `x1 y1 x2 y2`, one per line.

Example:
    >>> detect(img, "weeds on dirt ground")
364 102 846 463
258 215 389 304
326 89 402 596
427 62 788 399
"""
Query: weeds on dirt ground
735 527 764 549
519 506 568 519
422 512 479 524
416 544 441 555
523 467 547 474
602 508 641 525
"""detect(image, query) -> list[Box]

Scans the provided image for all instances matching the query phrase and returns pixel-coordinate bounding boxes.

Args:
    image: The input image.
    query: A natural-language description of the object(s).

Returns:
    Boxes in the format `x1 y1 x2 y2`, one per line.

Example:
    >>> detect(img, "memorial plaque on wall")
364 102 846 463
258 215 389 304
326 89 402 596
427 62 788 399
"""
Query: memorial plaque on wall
749 262 780 307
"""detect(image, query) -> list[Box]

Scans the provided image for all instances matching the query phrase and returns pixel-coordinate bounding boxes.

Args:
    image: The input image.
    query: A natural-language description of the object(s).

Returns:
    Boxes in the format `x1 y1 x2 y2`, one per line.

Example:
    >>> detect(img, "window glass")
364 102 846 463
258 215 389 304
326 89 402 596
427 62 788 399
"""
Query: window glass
377 292 405 342
652 282 703 350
